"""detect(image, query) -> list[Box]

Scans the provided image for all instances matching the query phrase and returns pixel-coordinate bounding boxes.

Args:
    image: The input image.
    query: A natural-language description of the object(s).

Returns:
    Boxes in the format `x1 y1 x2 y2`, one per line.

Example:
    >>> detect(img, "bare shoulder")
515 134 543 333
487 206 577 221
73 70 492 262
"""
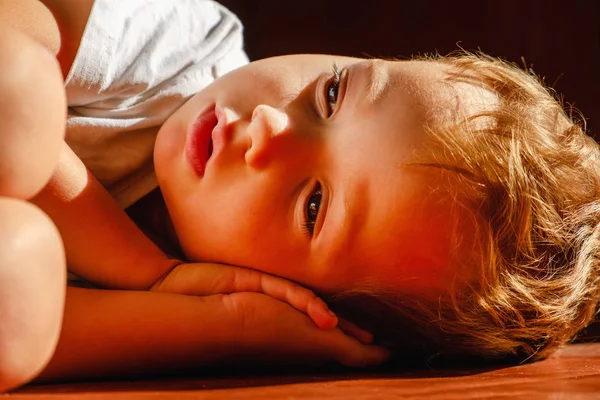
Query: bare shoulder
40 0 95 76
0 0 95 76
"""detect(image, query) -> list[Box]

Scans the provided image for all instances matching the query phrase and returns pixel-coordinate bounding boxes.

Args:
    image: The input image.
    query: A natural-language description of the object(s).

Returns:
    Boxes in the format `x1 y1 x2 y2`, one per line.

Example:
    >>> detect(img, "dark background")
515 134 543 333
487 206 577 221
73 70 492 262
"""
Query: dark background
221 0 599 138
220 0 600 338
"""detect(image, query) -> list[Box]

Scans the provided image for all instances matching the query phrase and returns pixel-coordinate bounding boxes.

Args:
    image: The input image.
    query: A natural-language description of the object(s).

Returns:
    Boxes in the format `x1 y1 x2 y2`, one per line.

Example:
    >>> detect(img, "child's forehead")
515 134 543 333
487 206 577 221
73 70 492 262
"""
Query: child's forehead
388 60 499 123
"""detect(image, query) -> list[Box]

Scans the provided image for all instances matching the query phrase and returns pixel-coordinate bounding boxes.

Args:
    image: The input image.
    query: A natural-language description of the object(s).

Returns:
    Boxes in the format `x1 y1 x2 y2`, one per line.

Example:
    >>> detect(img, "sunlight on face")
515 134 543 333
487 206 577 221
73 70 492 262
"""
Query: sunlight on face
154 55 489 296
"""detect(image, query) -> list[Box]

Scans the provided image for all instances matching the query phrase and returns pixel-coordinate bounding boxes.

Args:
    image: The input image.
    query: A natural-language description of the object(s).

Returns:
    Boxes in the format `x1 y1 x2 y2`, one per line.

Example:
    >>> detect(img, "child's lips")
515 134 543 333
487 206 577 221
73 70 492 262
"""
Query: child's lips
185 104 218 177
211 105 227 166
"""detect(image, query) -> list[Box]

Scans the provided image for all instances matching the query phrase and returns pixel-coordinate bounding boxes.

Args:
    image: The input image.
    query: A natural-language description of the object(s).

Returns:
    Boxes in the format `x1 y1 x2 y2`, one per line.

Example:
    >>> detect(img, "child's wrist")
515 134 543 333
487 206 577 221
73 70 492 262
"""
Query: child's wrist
149 259 185 292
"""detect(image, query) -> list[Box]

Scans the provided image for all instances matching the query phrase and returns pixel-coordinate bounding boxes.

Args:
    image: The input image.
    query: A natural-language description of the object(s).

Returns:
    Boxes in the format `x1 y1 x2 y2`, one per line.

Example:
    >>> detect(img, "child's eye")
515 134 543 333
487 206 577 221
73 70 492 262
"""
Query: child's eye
303 182 322 236
325 63 342 117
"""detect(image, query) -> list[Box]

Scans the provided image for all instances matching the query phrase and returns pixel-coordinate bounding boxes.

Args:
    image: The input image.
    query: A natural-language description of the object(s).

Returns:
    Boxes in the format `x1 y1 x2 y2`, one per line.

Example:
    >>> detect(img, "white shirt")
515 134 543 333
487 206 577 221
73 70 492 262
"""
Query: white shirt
65 0 248 208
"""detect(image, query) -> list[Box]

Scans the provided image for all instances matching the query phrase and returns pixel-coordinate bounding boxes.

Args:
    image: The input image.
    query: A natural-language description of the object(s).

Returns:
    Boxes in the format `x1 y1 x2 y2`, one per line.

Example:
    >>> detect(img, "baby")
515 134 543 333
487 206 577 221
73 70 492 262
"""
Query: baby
2 0 599 391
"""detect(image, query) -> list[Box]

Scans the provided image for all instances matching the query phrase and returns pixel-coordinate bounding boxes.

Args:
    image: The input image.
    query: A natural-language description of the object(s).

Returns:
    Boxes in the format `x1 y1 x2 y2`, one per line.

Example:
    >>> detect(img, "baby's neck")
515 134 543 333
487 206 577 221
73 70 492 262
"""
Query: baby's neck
126 188 184 260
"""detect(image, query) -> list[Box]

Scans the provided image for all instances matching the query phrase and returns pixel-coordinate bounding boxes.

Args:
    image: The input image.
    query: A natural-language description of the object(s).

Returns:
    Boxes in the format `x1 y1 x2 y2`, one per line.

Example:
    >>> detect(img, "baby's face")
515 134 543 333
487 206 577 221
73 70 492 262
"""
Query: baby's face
155 55 466 296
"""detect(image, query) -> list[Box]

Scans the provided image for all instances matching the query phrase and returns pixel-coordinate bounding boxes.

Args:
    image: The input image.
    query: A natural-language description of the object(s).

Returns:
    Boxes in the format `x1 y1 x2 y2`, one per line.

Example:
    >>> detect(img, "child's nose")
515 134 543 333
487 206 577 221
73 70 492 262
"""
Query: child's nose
245 104 289 168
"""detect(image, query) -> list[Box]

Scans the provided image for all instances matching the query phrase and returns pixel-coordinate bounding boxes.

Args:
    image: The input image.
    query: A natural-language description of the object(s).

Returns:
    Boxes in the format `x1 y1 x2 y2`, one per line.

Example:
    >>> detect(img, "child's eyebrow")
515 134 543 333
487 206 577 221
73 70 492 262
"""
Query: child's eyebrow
365 60 391 104
343 60 392 111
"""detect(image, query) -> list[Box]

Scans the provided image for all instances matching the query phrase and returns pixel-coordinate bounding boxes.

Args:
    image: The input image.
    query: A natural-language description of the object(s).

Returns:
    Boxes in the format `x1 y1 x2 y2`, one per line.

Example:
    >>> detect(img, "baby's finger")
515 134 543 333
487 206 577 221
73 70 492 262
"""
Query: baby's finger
339 343 390 368
258 274 338 329
327 330 390 368
306 297 338 330
337 318 374 344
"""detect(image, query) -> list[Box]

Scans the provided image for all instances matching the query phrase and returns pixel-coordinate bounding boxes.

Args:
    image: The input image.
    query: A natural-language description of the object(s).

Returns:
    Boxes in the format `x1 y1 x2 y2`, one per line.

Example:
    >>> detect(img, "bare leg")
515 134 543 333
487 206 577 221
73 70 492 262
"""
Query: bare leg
0 24 67 391
0 199 65 391
0 23 66 199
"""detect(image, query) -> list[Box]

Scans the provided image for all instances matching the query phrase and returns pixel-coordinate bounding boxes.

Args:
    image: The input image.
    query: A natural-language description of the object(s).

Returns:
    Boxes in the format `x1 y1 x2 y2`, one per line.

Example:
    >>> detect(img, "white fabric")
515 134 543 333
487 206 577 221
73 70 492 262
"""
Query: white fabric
65 0 248 208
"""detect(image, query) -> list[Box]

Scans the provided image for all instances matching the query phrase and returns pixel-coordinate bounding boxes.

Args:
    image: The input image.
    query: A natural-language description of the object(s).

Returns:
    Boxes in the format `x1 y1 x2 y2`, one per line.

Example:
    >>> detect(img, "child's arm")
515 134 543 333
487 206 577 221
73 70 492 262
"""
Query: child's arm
36 287 389 382
32 143 179 289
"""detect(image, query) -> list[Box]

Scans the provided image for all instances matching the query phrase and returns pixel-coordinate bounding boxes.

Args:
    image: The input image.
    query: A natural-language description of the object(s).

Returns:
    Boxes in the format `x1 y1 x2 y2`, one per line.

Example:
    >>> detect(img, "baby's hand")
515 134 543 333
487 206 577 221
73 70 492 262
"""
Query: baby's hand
220 292 389 368
150 263 371 342
151 263 337 329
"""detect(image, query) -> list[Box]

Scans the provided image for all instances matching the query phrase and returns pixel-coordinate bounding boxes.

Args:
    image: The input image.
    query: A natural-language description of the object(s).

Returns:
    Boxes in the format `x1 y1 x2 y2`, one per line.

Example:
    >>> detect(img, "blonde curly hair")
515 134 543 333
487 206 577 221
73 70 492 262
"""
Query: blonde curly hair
328 52 600 363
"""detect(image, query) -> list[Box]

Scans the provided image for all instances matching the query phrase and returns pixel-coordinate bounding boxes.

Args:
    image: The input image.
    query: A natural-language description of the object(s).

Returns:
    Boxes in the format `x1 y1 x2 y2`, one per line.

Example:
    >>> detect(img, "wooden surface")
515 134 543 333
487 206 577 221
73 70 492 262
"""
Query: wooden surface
9 343 600 399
